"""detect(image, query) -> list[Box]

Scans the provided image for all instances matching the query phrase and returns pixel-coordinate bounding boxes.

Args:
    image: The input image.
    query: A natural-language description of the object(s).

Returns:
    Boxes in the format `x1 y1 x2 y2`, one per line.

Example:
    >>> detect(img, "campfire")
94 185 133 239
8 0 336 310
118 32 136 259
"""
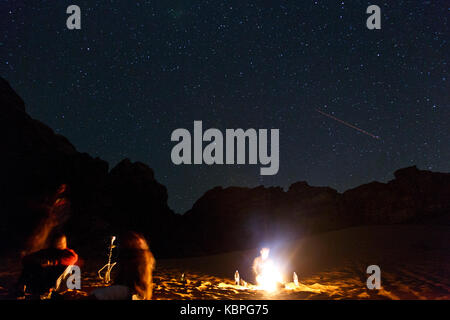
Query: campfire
253 248 283 292
218 247 292 294
217 247 317 295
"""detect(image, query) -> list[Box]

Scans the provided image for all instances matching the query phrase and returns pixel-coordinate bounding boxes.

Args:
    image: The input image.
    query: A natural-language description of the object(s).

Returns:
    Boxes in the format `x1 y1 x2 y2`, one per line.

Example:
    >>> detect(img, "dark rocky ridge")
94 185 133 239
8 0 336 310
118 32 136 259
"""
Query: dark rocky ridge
0 78 178 258
1 77 449 258
183 167 450 254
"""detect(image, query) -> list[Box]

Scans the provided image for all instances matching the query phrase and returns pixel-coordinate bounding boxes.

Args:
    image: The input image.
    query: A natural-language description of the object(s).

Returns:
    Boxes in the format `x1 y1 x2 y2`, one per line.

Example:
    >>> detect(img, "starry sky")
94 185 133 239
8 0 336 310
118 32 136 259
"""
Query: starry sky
1 1 449 213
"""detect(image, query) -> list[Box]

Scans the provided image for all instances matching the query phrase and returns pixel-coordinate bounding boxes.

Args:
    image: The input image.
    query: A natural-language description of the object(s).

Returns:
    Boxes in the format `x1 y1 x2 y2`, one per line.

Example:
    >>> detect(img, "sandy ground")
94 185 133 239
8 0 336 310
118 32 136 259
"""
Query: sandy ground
1 225 449 300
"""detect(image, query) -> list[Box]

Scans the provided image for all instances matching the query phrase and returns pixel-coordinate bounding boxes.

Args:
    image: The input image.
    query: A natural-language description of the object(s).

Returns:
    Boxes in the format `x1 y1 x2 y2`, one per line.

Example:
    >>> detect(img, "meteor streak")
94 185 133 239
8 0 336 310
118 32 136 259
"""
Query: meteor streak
316 109 380 140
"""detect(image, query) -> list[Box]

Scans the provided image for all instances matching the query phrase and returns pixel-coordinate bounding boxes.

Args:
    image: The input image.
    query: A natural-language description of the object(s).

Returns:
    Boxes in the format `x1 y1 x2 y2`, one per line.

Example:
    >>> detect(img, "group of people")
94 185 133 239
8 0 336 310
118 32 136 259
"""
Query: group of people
16 231 155 300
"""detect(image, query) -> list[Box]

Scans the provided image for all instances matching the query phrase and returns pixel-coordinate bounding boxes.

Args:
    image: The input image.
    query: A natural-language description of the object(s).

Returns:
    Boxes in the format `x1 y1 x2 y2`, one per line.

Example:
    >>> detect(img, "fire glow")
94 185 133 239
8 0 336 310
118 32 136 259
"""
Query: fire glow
253 248 283 293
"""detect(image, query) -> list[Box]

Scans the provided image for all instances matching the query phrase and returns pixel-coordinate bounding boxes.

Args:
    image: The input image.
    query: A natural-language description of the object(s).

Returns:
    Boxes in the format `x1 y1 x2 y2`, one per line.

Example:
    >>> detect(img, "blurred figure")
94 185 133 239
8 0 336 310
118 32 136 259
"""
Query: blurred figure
91 232 155 300
17 232 78 297
234 270 240 285
252 248 270 276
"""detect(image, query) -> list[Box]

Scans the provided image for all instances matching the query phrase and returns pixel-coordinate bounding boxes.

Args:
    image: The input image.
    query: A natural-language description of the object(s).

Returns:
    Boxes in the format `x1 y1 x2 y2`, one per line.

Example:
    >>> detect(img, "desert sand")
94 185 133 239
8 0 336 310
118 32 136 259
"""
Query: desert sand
1 224 449 300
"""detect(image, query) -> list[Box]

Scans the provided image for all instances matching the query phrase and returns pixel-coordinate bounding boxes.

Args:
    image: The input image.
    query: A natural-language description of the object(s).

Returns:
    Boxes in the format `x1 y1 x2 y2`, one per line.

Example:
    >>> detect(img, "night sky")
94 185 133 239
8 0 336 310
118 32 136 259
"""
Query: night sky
1 1 449 213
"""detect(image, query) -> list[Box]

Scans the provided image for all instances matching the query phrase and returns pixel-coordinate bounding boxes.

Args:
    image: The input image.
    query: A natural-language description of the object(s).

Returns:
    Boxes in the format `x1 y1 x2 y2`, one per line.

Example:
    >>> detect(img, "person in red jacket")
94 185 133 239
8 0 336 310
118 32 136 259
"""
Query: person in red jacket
17 232 78 297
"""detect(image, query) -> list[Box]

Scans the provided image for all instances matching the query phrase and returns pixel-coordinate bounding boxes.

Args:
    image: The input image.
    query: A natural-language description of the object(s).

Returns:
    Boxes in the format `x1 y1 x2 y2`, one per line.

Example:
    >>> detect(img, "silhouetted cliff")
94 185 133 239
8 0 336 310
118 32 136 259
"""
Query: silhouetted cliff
184 168 450 255
0 78 178 257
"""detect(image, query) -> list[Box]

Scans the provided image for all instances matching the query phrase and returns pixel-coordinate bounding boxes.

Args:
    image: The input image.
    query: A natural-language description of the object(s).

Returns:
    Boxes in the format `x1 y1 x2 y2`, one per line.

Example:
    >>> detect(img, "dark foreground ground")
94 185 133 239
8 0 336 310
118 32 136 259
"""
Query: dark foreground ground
1 225 449 300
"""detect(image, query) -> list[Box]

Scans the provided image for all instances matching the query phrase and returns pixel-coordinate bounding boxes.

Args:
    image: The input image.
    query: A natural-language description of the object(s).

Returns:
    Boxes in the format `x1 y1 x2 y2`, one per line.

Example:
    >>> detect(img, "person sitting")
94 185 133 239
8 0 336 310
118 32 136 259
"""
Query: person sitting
90 232 155 300
17 232 78 297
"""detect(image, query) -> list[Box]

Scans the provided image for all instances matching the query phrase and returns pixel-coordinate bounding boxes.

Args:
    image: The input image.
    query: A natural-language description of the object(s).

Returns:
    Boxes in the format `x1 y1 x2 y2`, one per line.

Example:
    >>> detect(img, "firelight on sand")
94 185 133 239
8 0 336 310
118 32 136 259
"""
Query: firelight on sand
253 248 283 292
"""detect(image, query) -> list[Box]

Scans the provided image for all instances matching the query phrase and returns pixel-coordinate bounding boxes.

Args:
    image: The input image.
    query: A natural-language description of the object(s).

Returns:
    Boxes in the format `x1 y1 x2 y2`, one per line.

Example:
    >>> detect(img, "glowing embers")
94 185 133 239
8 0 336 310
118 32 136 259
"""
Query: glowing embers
253 248 283 293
